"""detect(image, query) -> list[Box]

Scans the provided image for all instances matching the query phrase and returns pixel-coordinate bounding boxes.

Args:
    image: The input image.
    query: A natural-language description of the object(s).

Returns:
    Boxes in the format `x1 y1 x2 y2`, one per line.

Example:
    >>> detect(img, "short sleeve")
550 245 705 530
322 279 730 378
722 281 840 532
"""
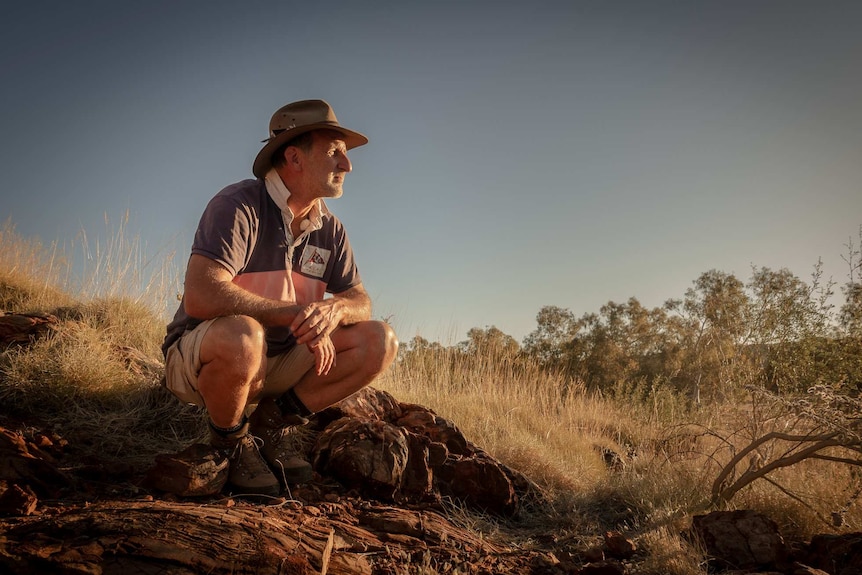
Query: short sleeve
191 194 257 277
326 219 362 294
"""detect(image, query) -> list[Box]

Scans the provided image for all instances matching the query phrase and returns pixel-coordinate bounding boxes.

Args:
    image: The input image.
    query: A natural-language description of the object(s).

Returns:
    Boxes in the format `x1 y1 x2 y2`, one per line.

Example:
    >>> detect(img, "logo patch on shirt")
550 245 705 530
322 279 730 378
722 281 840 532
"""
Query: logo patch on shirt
300 245 331 278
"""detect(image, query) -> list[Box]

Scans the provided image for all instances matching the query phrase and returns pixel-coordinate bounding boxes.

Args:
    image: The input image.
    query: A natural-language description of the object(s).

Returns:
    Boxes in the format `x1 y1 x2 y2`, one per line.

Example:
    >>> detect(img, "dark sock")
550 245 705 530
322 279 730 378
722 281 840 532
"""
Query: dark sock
275 387 313 417
209 415 248 437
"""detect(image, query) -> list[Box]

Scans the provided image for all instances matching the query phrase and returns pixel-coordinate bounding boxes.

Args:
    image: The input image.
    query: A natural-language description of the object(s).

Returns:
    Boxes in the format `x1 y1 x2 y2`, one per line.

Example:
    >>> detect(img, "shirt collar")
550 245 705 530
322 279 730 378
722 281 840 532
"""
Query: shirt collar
263 168 330 230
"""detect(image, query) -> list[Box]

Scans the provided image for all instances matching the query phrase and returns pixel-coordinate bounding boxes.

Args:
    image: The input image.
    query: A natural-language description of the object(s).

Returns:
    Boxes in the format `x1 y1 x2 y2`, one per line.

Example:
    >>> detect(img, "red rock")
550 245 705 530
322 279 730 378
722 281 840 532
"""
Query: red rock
144 443 228 497
691 510 788 570
0 480 38 516
396 406 470 456
314 418 410 500
0 312 59 344
0 427 70 497
603 531 636 559
803 532 862 575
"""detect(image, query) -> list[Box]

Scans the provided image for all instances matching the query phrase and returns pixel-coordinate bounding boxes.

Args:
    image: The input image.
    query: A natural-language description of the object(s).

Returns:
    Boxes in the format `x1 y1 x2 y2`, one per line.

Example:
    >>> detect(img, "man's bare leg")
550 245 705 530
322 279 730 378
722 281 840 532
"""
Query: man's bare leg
248 320 397 484
195 315 279 495
291 320 398 412
197 315 267 427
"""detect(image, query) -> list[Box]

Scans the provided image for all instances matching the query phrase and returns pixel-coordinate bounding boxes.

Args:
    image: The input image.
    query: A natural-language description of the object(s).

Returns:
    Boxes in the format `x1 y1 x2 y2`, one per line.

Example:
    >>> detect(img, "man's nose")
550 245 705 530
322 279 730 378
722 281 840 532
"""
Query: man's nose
338 152 352 173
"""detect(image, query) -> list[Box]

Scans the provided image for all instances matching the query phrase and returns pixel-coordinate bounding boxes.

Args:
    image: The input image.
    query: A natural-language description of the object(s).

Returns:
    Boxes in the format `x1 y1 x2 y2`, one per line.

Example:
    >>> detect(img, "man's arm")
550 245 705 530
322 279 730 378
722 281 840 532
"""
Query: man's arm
290 284 372 346
184 253 371 338
183 254 301 326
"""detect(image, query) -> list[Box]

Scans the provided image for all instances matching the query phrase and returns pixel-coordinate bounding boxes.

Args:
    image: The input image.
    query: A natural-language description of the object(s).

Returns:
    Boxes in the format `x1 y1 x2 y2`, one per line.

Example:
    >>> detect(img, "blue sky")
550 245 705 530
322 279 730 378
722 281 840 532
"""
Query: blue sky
2 1 861 344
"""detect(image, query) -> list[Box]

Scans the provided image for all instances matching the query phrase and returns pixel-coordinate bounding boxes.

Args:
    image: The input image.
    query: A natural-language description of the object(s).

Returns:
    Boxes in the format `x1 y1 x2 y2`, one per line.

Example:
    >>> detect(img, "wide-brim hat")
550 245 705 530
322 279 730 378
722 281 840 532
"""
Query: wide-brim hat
252 99 368 178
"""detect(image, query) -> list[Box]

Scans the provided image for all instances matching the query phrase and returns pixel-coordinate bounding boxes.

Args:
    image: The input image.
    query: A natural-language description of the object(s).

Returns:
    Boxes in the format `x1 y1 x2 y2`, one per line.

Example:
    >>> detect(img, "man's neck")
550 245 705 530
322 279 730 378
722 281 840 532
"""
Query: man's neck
286 196 315 222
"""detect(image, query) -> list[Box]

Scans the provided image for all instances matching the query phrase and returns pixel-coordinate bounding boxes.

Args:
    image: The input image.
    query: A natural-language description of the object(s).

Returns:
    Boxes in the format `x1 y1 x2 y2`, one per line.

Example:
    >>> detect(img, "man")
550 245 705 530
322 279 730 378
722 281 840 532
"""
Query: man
162 99 398 496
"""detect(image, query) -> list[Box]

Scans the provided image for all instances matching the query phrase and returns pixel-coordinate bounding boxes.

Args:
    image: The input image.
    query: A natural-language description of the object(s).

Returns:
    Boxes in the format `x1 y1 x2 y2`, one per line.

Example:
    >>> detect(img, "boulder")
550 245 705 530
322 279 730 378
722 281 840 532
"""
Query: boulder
318 386 404 423
603 530 636 560
0 481 38 516
145 443 228 497
435 451 519 516
314 418 412 500
396 405 470 456
313 387 529 516
803 532 862 575
691 510 788 570
0 312 59 345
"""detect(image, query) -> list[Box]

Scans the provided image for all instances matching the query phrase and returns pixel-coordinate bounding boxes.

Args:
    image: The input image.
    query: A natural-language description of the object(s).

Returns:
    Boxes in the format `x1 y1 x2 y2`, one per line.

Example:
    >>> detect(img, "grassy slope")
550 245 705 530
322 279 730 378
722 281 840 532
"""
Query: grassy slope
2 221 859 575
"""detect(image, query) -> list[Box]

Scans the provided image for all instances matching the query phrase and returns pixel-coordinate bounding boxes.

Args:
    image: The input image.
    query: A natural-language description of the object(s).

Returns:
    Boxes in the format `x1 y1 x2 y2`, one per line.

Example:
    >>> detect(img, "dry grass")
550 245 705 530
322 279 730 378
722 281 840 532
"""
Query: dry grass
378 338 862 572
0 220 74 311
638 525 706 575
0 218 202 467
2 221 860 574
376 344 717 558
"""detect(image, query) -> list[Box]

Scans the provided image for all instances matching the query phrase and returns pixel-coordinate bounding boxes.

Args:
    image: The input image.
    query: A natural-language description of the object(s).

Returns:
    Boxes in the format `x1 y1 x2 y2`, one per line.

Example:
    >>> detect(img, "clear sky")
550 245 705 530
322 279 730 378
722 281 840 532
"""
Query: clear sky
2 1 861 344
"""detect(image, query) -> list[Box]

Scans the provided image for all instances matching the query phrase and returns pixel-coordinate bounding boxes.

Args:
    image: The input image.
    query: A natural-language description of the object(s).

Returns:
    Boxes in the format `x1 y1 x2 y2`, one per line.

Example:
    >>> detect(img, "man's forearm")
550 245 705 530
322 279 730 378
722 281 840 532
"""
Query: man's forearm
221 284 302 327
184 255 372 331
331 286 372 326
185 273 300 327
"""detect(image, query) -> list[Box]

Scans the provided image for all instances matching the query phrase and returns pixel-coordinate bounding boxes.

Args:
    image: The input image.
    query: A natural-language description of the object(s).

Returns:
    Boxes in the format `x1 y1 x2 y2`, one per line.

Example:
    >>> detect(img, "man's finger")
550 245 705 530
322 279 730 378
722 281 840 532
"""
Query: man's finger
291 305 317 331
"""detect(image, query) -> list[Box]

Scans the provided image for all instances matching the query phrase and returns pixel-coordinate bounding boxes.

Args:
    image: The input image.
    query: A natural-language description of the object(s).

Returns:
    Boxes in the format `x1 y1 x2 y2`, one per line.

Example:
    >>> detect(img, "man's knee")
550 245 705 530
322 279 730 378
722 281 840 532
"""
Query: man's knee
362 320 399 370
202 315 267 364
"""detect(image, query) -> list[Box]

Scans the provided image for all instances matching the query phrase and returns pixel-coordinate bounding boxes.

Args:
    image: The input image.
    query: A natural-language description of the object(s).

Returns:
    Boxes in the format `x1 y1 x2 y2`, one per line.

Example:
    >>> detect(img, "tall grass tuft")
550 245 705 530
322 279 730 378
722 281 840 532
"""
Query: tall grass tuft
74 211 181 317
0 219 73 311
0 217 203 467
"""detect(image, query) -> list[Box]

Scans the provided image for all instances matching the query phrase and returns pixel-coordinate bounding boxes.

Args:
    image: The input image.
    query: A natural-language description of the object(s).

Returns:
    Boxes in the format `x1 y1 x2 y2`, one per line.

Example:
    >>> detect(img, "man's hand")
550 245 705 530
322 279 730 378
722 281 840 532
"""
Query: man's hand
291 300 343 346
310 333 336 376
291 287 372 377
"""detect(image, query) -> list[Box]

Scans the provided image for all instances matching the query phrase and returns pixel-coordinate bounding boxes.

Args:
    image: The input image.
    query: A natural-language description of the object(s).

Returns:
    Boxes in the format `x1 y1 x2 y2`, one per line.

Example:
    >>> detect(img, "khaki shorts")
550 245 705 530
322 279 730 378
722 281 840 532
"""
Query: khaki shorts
164 318 315 407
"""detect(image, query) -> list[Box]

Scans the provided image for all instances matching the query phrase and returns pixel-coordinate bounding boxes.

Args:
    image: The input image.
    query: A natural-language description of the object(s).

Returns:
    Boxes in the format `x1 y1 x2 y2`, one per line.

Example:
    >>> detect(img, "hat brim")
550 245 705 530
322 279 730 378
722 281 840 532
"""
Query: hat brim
252 124 368 178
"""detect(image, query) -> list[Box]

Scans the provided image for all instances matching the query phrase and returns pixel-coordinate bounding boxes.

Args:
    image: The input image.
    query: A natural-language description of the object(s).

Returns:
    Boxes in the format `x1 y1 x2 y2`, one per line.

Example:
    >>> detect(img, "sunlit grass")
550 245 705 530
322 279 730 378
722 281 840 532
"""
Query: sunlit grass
0 217 201 467
1 219 860 575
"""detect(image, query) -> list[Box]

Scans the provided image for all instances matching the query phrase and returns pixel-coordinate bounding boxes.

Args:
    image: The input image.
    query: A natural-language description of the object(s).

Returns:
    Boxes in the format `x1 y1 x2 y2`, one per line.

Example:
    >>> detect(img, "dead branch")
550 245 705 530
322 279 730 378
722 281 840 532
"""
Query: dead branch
711 435 845 505
710 431 840 502
809 454 862 466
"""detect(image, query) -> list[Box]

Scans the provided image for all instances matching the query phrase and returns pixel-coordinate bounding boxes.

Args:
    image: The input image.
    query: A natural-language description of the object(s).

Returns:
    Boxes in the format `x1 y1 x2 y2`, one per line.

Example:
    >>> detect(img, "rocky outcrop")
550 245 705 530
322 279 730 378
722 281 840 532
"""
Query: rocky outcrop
0 312 59 345
0 416 549 575
312 388 535 516
690 510 862 575
2 337 858 575
691 510 790 570
145 387 535 517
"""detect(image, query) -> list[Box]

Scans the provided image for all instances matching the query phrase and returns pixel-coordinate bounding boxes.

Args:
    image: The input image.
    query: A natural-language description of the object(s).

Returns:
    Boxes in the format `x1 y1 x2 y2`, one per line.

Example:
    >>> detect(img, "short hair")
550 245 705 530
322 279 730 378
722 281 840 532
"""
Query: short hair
272 131 315 169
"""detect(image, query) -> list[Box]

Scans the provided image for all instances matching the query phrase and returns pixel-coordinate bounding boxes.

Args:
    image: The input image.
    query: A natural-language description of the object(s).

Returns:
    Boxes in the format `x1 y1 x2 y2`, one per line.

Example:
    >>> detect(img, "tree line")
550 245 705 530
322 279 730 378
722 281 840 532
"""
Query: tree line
400 232 862 405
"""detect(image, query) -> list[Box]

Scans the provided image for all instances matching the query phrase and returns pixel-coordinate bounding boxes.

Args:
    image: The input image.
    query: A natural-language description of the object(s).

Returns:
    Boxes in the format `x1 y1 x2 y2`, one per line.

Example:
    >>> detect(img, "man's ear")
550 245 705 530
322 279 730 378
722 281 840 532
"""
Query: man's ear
282 145 304 172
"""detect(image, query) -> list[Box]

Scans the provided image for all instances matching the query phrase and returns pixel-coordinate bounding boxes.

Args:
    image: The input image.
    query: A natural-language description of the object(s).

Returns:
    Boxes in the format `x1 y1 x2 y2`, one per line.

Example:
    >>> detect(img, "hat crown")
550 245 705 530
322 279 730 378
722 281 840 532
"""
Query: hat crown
269 99 339 137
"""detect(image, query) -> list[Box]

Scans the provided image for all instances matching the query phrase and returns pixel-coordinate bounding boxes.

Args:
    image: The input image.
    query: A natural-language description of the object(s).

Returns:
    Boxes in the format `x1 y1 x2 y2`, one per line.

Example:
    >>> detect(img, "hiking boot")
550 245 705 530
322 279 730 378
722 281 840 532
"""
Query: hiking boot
210 420 281 497
249 398 314 485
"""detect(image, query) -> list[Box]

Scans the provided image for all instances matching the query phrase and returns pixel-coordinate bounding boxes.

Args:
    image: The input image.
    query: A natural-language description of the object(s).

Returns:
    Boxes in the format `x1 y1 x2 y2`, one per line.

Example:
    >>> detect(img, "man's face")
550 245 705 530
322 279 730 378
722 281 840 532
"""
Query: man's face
303 131 353 200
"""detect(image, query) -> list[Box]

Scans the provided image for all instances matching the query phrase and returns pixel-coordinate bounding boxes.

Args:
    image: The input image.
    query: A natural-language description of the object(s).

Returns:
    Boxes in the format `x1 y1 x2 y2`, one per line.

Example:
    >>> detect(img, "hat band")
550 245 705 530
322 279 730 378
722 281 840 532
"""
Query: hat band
269 120 342 138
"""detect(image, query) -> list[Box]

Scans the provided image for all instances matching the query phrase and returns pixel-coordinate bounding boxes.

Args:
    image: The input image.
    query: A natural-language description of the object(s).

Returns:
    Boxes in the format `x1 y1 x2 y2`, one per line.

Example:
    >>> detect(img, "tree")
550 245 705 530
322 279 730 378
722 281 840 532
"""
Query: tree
522 306 578 369
746 265 835 393
840 282 862 336
677 270 752 402
459 325 520 359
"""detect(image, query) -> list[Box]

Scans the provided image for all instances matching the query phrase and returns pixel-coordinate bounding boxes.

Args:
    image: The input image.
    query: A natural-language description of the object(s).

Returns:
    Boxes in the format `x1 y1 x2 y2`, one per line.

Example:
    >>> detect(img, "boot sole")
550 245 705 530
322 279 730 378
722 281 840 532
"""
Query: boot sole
226 481 282 499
